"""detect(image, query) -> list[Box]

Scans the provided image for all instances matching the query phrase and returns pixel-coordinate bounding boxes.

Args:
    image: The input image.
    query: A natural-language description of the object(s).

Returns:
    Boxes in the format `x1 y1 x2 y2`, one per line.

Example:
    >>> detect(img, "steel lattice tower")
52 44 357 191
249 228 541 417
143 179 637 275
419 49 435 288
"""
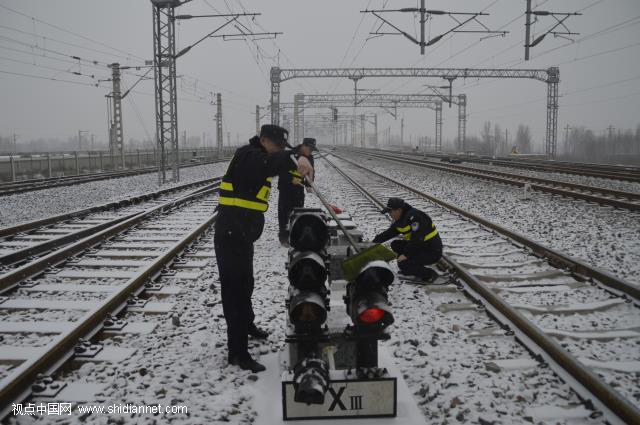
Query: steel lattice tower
546 67 559 158
457 94 467 152
152 0 180 184
270 67 560 157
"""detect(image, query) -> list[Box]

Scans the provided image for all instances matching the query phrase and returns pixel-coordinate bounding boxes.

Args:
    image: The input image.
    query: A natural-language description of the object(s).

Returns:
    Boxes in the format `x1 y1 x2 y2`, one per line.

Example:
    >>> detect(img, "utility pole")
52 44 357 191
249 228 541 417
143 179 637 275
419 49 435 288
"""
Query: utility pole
564 124 572 155
524 0 532 61
294 93 305 144
504 128 508 156
373 114 378 148
216 93 223 157
607 125 615 142
12 133 18 153
400 117 404 146
360 114 365 147
256 105 261 135
182 130 187 148
109 63 125 169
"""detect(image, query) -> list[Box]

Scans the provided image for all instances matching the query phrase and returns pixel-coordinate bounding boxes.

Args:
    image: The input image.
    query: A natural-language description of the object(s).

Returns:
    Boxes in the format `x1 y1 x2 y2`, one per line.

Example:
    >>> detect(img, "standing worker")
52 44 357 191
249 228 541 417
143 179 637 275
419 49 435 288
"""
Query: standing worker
277 137 318 246
214 125 314 373
372 197 442 283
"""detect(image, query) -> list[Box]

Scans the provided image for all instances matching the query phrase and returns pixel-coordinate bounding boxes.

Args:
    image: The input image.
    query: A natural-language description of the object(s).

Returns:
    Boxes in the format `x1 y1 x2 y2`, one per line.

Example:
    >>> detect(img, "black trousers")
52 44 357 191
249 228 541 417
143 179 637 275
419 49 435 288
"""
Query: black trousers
278 188 305 233
390 239 442 279
214 223 256 361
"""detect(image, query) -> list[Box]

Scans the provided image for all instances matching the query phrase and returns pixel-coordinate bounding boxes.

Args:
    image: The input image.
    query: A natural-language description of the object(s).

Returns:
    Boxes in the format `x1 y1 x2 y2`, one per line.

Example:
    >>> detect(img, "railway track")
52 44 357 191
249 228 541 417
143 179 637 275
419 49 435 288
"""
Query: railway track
0 176 222 273
343 148 640 211
0 157 229 196
373 148 640 183
324 152 640 424
0 179 220 416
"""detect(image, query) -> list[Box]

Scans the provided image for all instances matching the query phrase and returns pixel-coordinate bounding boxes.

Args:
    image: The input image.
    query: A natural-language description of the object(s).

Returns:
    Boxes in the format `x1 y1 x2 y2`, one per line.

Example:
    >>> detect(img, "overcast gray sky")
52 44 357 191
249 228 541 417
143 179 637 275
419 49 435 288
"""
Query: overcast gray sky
1 0 639 151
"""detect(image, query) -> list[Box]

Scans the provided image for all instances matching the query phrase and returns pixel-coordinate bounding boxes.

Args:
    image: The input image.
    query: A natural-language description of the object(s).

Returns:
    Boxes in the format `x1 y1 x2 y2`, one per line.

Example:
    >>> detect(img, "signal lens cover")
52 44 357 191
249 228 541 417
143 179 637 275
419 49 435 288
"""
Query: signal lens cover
357 308 386 324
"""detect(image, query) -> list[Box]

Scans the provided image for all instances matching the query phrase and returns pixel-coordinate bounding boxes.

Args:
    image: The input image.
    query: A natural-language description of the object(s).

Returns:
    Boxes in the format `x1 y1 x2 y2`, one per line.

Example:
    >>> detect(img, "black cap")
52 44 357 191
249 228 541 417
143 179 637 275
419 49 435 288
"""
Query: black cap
302 137 318 151
381 197 405 214
260 124 292 149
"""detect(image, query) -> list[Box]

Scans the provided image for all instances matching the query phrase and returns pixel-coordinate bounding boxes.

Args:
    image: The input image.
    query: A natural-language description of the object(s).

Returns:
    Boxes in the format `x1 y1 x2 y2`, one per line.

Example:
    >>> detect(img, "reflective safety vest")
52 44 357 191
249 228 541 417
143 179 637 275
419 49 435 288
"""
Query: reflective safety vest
396 223 438 241
288 169 304 186
218 176 273 212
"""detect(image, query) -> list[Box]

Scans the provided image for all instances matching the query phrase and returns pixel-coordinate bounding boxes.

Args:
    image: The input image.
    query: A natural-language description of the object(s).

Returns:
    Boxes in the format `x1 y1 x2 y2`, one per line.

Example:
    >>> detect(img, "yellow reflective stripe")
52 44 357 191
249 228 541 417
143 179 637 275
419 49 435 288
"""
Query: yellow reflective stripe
266 177 273 182
220 181 234 191
403 234 411 240
424 225 438 241
396 225 411 233
256 185 271 202
289 169 303 178
219 196 268 212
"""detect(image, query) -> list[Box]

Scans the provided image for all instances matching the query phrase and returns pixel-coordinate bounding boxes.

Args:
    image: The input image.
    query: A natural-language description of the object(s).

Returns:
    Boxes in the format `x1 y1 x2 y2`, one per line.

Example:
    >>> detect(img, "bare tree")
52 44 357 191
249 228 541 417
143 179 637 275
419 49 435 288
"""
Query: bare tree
493 123 503 155
515 124 532 153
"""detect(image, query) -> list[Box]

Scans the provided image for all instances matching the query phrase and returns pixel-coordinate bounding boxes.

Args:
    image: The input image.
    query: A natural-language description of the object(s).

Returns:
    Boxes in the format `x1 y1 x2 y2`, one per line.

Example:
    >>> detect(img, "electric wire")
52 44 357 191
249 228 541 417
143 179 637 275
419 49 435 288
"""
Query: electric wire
0 3 146 63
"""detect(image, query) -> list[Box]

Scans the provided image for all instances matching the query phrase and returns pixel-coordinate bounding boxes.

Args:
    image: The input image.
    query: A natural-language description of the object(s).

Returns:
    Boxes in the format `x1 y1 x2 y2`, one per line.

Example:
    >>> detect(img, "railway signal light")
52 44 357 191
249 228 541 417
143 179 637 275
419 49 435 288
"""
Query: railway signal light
287 209 330 334
346 261 395 332
288 287 328 333
293 357 330 405
289 209 329 252
288 251 328 290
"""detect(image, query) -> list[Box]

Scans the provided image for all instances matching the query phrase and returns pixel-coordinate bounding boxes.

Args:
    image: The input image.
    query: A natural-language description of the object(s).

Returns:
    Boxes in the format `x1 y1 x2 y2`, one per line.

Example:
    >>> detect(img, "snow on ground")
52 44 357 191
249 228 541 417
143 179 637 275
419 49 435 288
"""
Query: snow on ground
6 160 613 424
408 153 640 194
454 159 640 194
336 150 640 285
13 195 291 424
306 160 601 425
0 161 230 229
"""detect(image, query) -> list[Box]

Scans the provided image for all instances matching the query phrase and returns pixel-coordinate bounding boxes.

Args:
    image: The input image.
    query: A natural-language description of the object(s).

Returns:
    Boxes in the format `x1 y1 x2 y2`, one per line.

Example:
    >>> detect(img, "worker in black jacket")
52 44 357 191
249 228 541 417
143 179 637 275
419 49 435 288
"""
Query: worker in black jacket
214 125 313 373
277 137 317 246
372 197 442 283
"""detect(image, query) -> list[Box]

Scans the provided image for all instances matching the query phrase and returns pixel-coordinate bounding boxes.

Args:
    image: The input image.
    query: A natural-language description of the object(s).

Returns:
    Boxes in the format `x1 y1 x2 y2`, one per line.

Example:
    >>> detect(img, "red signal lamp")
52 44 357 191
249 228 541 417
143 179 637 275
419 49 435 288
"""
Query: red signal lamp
357 308 386 324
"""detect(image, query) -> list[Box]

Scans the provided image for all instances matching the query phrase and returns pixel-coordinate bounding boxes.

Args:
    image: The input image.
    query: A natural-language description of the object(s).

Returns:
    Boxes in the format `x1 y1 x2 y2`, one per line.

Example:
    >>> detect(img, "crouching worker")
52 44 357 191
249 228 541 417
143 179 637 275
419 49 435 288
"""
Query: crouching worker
372 197 442 283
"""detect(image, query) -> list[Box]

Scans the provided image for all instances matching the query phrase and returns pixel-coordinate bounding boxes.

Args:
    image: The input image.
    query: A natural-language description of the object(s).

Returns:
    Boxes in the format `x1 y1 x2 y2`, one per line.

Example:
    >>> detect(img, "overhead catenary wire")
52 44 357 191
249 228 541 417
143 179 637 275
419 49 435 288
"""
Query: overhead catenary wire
0 3 146 63
0 68 106 88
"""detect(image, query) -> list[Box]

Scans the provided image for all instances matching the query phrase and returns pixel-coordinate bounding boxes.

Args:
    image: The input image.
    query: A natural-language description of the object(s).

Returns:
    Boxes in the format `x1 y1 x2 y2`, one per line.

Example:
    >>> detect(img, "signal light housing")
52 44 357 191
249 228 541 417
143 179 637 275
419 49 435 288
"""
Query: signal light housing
289 210 329 252
288 252 328 290
293 357 330 405
347 261 395 332
288 287 328 333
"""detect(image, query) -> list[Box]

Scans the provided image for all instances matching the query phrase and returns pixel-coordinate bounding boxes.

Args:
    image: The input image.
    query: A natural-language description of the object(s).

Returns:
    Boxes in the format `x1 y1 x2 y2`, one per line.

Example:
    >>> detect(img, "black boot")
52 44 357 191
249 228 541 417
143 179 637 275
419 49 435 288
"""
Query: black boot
229 355 266 373
248 324 269 340
420 267 439 284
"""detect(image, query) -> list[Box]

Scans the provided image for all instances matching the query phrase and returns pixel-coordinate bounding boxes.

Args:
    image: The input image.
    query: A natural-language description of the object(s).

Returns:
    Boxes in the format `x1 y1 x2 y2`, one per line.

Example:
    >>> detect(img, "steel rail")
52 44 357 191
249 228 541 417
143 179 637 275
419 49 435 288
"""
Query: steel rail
0 178 222 266
0 176 219 238
323 154 640 425
346 148 640 211
0 156 230 196
330 152 640 302
0 183 220 295
376 148 640 183
0 201 218 416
